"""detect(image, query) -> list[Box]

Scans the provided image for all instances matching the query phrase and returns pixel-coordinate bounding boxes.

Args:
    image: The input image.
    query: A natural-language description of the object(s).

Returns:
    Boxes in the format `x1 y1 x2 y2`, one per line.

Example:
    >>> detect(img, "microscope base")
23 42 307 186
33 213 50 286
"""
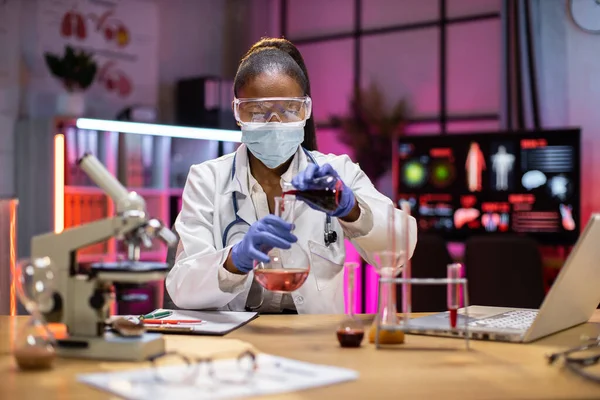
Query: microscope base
56 332 165 361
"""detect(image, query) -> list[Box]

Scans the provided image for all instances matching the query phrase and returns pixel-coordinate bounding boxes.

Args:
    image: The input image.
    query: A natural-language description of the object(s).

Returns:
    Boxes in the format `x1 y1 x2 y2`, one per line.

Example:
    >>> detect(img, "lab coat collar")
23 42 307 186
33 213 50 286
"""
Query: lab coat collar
222 144 311 196
222 144 251 196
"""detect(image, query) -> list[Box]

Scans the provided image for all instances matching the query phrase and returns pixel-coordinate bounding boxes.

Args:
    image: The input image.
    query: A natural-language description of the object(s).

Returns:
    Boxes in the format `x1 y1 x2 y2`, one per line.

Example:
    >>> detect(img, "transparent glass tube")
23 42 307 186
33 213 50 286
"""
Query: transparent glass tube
275 195 295 221
337 262 364 347
447 263 462 329
347 263 358 318
399 201 412 325
379 268 398 327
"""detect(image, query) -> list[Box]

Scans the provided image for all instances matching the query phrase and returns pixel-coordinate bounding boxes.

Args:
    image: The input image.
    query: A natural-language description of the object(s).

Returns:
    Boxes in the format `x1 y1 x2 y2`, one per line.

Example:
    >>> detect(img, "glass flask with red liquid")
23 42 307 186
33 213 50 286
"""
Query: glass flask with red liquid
253 195 310 293
337 262 364 348
281 175 343 213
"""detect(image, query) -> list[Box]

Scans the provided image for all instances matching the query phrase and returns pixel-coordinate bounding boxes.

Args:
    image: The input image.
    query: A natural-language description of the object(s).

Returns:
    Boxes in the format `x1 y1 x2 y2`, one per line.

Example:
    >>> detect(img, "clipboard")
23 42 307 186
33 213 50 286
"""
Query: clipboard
141 309 259 336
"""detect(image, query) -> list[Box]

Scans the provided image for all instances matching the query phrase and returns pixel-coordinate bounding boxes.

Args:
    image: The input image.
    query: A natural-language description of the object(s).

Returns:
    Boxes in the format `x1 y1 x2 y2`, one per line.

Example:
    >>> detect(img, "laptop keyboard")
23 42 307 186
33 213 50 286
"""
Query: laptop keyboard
469 310 538 330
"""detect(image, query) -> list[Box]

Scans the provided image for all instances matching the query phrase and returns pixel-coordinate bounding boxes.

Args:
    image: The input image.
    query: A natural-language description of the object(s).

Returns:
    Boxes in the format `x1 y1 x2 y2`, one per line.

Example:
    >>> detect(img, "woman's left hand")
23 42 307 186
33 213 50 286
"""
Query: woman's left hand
292 163 356 218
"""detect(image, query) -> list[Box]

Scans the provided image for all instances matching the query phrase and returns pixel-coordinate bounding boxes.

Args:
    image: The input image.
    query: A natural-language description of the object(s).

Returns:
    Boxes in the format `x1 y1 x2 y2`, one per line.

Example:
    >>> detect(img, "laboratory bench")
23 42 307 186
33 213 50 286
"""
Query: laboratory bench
1 312 600 399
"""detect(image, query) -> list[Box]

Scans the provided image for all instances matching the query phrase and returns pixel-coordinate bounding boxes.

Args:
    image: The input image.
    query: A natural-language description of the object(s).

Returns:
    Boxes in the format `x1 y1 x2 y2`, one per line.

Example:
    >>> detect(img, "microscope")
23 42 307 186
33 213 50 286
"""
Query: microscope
30 153 178 361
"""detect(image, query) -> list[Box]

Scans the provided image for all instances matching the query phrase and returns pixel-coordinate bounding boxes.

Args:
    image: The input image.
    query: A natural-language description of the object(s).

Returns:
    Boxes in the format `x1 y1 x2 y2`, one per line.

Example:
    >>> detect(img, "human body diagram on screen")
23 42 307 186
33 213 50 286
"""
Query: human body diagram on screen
491 146 515 191
465 142 486 192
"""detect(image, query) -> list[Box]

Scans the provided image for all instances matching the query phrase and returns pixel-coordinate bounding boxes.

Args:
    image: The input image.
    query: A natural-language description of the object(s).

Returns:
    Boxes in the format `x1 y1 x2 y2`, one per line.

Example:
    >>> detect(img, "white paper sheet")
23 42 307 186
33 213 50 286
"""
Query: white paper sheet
78 354 358 400
140 309 258 336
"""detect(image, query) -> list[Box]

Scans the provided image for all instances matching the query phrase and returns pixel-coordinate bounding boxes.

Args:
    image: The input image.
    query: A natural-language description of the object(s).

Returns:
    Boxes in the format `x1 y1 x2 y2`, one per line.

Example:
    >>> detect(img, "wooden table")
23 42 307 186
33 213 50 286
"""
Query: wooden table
2 312 600 399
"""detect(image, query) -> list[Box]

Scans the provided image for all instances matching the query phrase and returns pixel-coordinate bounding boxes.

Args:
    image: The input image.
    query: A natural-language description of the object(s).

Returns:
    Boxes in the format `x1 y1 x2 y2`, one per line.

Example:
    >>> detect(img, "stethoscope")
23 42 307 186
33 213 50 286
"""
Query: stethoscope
221 148 338 248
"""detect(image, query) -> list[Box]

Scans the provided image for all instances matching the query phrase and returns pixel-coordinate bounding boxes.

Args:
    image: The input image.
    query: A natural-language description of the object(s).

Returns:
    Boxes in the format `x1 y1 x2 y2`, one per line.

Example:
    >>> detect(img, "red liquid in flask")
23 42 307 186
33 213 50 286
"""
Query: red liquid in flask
283 180 342 213
336 329 365 348
449 307 458 328
254 269 309 292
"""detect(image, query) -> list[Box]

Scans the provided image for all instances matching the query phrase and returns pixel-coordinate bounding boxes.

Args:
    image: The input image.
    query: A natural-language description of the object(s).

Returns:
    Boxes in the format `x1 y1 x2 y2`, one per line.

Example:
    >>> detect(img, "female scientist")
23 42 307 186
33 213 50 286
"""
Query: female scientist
166 37 417 314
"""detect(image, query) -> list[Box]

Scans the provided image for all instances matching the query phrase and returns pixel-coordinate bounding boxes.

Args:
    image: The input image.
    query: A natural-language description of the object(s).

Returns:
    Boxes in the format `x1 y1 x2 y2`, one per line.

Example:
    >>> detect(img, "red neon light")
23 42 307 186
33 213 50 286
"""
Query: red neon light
509 194 535 204
9 200 17 316
420 194 452 203
481 202 511 213
430 147 454 161
54 134 65 233
460 195 477 208
521 139 548 149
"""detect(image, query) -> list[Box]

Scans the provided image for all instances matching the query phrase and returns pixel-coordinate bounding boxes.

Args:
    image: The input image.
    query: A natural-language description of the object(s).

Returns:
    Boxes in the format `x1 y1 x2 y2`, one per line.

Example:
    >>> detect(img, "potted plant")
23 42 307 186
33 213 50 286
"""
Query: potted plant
44 45 98 116
331 83 409 186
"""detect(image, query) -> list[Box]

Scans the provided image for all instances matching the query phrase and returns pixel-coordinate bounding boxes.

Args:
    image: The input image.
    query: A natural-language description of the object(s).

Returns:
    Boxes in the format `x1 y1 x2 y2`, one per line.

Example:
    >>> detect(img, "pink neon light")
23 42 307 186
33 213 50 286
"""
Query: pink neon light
343 239 362 314
342 245 394 315
365 264 379 314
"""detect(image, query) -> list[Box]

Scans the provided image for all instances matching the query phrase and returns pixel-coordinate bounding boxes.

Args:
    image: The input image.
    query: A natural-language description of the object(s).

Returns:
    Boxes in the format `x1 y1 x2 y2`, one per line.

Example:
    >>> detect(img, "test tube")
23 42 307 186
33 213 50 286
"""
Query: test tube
400 201 412 325
447 263 462 329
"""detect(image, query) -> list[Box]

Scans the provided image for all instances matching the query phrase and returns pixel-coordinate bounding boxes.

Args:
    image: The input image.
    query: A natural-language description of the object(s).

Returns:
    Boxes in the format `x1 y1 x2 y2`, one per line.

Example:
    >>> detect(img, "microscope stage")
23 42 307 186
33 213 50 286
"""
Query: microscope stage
56 332 165 361
91 261 169 272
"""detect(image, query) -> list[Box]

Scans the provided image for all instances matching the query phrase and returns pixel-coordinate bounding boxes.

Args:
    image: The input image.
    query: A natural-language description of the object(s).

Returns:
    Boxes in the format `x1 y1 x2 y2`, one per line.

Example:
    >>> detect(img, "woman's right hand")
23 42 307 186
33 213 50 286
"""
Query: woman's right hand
229 215 298 273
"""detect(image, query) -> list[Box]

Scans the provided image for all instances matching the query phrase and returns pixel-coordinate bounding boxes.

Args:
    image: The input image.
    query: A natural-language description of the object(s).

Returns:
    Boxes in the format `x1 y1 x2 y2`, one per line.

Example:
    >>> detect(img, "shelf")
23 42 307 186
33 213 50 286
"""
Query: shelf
65 186 105 195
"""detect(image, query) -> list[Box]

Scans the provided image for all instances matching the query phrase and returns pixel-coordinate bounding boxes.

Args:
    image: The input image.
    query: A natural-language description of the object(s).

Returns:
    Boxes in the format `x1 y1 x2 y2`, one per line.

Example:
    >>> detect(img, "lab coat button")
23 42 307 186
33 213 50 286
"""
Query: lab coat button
295 295 304 304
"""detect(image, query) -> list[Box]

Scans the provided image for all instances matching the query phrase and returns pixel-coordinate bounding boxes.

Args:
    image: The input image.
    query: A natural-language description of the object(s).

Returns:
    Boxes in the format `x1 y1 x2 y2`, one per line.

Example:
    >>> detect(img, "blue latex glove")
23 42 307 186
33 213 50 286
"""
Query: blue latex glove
231 215 298 273
291 163 356 218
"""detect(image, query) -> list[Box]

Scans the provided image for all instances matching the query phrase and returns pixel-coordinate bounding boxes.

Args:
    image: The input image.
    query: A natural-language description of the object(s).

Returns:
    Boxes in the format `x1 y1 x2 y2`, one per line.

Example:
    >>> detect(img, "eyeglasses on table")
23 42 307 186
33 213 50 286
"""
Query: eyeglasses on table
547 336 600 383
145 350 258 386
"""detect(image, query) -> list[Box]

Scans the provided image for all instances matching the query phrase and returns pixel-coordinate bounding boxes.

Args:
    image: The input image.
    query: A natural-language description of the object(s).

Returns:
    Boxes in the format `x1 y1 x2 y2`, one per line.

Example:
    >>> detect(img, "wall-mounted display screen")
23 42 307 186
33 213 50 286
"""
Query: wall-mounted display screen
396 129 581 244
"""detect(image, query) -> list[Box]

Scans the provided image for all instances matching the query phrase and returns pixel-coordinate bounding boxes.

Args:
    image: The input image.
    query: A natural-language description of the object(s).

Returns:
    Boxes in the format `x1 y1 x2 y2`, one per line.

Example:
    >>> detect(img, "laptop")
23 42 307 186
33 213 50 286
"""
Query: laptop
407 214 600 343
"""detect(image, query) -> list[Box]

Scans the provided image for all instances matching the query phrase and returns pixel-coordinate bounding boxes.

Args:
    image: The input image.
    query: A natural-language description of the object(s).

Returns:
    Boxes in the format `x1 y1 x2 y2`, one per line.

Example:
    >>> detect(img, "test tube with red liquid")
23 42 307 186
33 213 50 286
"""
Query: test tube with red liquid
447 263 462 329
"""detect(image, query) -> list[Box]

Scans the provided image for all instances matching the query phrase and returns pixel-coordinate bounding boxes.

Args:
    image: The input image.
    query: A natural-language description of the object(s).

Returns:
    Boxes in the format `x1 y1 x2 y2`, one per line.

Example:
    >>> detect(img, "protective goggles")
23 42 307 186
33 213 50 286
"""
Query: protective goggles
233 96 312 124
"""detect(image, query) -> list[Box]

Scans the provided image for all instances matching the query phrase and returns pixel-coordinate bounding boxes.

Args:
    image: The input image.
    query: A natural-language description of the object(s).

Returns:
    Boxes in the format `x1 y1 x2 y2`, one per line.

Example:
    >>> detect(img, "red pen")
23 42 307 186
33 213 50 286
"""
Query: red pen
143 319 203 325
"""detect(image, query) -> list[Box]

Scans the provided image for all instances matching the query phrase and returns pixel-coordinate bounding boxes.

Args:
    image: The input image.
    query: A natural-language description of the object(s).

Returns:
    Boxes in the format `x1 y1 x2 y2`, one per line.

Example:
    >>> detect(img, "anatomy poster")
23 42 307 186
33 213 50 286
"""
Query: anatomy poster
29 0 158 118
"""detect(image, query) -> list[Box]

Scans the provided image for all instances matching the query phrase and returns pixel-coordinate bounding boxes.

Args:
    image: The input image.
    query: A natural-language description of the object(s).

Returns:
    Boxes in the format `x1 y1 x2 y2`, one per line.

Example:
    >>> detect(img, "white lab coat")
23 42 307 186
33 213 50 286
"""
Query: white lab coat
166 144 417 314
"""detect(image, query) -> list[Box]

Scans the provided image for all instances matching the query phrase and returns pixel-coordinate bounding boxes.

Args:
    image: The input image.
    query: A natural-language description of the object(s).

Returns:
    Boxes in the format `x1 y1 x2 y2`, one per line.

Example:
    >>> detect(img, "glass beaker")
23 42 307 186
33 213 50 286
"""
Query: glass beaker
253 195 310 293
12 257 57 370
281 175 344 214
337 262 364 347
373 250 404 326
368 251 405 344
368 204 409 344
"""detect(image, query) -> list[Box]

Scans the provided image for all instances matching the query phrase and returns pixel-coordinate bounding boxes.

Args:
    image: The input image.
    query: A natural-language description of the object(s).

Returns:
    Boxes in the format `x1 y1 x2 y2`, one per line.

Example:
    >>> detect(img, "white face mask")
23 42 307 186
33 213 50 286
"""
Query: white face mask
241 121 306 169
